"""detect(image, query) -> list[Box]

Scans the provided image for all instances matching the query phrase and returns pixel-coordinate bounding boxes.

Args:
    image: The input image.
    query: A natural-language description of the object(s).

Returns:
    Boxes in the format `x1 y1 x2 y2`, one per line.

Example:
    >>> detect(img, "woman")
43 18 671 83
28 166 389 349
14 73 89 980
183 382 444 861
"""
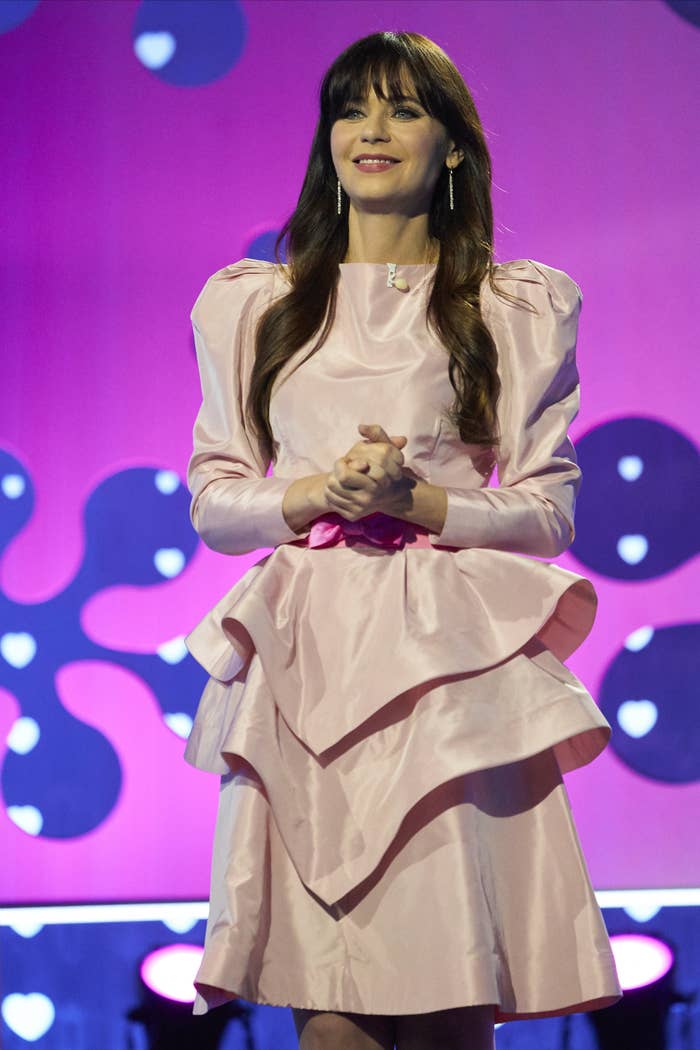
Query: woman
183 30 623 1050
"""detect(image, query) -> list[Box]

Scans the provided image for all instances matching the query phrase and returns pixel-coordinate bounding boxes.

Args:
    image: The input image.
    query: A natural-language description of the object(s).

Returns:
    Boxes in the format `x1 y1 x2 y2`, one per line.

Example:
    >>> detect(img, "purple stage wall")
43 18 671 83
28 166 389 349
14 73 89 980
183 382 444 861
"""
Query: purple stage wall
0 0 698 905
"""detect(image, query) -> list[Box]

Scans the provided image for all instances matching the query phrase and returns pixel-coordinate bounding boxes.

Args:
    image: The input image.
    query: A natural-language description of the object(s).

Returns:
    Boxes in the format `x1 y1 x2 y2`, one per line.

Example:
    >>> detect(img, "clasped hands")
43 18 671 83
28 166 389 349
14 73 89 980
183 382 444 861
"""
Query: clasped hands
323 423 415 522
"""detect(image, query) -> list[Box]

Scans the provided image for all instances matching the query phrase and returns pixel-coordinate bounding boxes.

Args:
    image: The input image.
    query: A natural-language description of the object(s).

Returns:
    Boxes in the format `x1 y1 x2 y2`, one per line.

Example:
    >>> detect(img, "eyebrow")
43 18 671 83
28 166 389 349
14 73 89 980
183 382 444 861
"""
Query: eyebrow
346 94 423 106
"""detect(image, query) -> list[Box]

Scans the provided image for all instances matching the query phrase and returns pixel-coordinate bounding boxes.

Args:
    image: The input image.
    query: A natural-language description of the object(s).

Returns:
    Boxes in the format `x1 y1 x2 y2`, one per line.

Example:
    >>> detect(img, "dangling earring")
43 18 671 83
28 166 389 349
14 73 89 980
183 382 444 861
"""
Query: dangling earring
337 177 342 216
448 166 454 212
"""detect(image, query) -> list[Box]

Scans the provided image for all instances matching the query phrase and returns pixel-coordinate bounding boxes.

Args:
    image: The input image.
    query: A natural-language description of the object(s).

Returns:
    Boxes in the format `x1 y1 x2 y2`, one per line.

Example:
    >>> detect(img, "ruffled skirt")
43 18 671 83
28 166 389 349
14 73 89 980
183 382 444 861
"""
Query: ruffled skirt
184 543 623 1019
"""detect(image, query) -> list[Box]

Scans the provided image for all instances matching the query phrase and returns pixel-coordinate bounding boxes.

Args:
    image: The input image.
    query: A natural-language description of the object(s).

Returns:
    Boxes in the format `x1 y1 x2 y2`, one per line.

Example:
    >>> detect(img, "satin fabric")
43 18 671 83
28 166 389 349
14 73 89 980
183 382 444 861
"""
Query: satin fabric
183 257 622 1018
305 511 433 550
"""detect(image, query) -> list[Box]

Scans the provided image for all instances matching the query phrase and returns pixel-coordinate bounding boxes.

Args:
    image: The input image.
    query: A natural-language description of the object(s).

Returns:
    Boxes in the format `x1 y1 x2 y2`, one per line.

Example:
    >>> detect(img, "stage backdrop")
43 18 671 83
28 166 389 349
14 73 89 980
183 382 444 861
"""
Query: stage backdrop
0 0 698 904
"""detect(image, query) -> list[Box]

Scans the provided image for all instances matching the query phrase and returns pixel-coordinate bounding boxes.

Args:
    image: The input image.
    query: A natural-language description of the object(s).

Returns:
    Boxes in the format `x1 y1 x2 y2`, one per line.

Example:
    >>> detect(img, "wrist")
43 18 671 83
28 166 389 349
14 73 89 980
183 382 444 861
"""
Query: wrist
309 473 332 515
282 473 331 533
383 477 448 534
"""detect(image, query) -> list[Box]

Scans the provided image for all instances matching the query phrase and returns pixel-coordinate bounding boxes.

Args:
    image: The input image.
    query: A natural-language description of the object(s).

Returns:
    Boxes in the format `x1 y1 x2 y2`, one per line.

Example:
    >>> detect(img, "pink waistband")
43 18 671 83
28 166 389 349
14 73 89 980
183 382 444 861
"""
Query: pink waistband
286 512 441 551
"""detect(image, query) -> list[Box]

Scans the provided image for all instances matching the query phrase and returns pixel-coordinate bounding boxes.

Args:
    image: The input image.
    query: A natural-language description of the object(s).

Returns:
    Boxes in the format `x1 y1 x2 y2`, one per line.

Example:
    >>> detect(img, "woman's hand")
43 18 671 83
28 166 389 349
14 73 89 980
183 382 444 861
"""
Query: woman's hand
323 423 409 521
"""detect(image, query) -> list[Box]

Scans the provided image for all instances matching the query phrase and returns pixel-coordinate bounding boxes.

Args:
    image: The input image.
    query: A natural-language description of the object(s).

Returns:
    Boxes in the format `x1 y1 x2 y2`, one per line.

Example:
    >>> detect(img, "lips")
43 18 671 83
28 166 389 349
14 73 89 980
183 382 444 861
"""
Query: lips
353 155 400 163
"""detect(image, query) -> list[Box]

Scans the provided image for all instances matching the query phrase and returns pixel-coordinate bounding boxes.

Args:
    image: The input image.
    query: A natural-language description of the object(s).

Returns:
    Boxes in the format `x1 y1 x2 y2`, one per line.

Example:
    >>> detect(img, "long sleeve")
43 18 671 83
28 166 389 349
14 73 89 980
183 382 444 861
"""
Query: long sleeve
187 259 301 555
429 259 584 558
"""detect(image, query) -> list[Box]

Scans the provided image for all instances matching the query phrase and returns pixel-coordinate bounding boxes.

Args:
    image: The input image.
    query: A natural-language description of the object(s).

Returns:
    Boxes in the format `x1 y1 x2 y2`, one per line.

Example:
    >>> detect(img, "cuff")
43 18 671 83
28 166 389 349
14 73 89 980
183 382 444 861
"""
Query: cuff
194 476 303 555
428 485 564 557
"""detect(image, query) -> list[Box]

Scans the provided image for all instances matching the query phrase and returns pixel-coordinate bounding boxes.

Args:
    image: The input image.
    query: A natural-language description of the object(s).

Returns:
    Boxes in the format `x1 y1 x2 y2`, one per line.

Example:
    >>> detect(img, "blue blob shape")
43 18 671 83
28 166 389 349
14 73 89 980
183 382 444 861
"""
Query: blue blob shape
0 0 40 34
78 468 197 589
0 456 206 839
0 451 33 555
599 622 700 784
246 230 287 264
571 417 700 580
664 1 700 28
133 0 247 87
3 688 123 839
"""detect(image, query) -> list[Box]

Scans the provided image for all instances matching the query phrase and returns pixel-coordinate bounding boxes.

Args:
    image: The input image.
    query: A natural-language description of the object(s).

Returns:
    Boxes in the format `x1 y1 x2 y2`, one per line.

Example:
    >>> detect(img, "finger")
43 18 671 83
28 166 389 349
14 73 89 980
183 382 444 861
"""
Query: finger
330 469 377 494
358 423 392 444
382 462 405 482
339 452 387 481
345 457 371 473
345 445 403 482
325 489 366 515
357 425 407 457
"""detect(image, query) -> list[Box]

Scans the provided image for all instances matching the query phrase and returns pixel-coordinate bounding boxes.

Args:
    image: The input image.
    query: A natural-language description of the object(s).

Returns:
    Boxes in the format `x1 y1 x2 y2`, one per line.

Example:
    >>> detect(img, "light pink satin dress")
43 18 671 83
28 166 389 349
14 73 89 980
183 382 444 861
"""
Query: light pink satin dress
183 257 623 1020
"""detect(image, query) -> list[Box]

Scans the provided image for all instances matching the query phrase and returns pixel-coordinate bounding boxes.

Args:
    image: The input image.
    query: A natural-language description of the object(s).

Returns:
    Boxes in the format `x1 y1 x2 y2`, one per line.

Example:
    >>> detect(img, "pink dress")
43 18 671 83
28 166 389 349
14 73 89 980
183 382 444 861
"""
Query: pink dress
183 257 623 1020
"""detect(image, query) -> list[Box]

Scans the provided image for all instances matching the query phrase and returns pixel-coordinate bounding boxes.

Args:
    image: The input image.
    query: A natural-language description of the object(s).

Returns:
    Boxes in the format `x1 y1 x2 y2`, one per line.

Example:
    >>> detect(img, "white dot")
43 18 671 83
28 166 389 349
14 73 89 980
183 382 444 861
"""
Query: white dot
164 713 193 739
0 632 37 669
7 805 43 836
157 637 188 664
154 548 185 578
133 31 177 71
617 534 648 565
155 470 180 495
617 455 644 481
625 626 654 652
7 717 40 755
1 474 26 499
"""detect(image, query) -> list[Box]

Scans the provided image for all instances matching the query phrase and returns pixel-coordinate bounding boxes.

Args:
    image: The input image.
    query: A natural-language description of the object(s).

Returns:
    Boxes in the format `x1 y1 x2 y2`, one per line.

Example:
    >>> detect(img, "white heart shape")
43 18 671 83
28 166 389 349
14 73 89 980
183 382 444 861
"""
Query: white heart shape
624 626 654 652
164 713 193 739
617 699 658 738
157 637 188 664
2 993 55 1041
133 31 177 71
161 906 200 934
154 548 185 578
7 806 43 836
7 717 40 755
1 632 37 669
617 534 648 565
623 901 661 923
9 918 44 938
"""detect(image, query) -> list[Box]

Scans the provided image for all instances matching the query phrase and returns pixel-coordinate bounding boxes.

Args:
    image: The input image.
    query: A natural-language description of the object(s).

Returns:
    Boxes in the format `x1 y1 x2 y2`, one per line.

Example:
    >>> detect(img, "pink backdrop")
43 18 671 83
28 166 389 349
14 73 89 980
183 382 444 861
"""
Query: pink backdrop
1 0 697 903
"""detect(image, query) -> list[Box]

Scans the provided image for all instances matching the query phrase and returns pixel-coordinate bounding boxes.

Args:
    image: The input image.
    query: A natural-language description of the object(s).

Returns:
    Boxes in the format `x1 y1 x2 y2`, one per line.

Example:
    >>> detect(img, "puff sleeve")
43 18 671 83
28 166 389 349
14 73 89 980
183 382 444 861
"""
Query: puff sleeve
429 259 584 558
187 259 301 555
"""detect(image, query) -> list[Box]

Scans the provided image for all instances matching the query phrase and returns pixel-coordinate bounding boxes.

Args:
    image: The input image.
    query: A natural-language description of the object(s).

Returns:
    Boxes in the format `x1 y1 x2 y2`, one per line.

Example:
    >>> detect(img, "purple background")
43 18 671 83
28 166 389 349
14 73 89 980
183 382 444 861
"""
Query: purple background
1 0 698 904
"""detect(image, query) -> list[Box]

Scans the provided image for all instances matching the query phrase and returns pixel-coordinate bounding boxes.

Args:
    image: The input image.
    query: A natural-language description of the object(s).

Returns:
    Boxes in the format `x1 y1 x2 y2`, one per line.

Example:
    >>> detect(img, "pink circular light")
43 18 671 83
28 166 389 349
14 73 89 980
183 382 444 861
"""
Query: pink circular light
610 934 674 991
140 944 203 1003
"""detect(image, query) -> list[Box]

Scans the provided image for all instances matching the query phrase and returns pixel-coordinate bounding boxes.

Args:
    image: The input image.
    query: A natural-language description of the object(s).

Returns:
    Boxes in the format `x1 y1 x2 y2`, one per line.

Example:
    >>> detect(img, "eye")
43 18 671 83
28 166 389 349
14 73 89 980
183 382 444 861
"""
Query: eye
339 105 420 120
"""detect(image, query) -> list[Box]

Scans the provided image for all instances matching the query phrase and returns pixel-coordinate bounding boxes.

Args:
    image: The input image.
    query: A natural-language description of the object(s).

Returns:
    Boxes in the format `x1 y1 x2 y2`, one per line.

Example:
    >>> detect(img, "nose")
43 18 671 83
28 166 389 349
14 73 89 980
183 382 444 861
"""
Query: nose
361 126 390 144
359 111 391 143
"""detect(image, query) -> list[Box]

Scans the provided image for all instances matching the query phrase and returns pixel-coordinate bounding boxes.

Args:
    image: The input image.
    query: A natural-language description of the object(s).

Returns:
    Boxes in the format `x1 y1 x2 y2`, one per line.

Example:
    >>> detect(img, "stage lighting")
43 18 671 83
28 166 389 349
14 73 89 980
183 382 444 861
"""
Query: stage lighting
140 943 204 1003
587 933 691 1050
128 943 255 1050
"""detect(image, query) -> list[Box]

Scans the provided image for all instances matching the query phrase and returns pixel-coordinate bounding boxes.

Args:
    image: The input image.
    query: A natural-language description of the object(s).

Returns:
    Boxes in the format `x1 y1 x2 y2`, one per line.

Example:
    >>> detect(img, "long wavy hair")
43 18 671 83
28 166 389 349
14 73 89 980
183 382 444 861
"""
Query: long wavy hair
247 31 532 463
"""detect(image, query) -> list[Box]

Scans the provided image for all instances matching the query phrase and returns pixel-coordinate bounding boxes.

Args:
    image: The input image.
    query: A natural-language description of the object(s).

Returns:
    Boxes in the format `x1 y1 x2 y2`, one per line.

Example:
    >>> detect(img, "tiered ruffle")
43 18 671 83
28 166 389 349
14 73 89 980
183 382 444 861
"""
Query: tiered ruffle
184 543 621 1017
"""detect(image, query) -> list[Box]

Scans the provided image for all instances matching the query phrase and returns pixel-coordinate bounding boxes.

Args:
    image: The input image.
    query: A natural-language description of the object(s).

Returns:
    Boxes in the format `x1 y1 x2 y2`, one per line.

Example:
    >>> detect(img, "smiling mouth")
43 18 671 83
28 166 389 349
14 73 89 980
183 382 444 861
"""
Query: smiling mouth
353 159 401 171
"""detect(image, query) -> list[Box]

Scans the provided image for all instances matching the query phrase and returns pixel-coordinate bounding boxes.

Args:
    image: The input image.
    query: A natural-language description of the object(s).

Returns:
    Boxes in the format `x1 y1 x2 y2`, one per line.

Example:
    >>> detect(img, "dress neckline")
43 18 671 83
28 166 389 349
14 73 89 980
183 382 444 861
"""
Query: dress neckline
337 260 436 299
339 262 437 267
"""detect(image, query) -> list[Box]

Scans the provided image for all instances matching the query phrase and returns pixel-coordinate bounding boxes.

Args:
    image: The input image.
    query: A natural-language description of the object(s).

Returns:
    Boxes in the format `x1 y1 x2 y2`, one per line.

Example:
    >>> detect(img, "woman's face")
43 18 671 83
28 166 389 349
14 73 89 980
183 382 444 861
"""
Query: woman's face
330 76 460 215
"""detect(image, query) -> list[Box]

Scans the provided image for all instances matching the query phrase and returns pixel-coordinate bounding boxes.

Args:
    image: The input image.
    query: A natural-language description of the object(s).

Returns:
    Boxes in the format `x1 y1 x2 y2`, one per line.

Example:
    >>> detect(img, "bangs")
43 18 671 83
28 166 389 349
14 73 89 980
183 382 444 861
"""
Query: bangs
325 52 439 122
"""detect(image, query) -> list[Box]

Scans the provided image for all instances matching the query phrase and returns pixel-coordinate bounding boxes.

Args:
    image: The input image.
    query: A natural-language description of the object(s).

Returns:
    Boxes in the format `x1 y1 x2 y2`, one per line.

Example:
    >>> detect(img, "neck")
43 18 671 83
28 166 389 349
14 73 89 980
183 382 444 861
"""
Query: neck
343 205 440 265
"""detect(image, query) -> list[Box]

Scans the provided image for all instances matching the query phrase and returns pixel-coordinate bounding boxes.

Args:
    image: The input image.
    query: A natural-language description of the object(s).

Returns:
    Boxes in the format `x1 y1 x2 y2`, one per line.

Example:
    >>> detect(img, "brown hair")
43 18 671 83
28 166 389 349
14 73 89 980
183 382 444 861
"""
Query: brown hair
247 30 531 462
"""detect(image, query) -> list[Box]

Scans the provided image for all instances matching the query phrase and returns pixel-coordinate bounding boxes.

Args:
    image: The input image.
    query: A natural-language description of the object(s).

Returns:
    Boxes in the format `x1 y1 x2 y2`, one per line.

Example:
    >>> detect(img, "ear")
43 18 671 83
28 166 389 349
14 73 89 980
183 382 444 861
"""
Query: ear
446 142 465 167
